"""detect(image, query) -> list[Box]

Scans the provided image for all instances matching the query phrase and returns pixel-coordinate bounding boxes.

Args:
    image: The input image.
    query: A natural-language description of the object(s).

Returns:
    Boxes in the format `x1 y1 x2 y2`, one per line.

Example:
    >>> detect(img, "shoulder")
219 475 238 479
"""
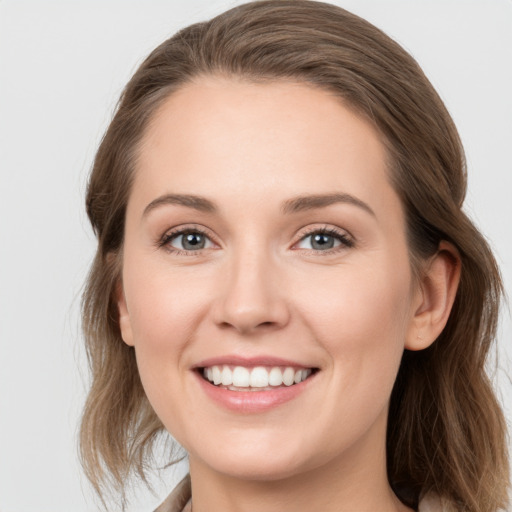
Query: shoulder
417 493 511 512
418 493 445 512
153 475 191 512
156 480 509 512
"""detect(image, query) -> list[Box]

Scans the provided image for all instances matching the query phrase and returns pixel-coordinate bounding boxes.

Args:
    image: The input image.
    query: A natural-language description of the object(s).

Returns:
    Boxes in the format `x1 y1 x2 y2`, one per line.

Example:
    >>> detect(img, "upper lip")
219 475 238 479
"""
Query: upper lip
193 355 316 369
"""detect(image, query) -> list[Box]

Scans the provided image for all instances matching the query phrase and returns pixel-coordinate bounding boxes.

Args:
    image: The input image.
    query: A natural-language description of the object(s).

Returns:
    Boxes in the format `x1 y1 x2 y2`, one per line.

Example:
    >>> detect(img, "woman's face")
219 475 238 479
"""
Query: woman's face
118 77 421 481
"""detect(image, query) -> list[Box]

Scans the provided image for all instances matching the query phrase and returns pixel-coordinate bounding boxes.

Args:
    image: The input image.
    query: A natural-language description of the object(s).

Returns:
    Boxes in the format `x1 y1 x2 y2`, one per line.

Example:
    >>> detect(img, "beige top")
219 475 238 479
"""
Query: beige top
154 475 192 512
153 475 446 512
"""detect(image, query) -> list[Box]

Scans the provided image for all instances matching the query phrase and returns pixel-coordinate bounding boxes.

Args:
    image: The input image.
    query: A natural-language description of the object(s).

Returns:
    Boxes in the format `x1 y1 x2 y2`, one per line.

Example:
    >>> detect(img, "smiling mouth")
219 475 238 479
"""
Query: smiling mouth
199 365 318 391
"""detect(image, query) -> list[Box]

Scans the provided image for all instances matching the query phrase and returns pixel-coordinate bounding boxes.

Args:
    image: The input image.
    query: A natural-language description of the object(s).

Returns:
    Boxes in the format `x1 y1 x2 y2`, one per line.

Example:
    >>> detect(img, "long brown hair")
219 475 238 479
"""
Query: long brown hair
80 1 510 510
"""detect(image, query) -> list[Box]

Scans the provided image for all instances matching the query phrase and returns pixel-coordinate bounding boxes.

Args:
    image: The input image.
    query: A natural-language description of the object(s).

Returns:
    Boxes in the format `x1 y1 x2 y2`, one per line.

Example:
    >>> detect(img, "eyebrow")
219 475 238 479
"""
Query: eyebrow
143 194 216 216
142 192 375 218
281 193 375 217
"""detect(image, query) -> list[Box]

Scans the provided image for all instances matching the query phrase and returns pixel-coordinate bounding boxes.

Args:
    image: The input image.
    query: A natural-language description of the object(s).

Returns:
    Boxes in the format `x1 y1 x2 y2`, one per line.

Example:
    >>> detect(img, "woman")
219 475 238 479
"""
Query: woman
79 1 510 511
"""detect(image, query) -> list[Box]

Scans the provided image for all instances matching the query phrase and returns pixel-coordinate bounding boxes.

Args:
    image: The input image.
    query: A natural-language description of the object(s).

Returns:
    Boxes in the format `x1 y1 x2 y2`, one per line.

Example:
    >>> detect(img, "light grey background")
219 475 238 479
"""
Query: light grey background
1 1 511 510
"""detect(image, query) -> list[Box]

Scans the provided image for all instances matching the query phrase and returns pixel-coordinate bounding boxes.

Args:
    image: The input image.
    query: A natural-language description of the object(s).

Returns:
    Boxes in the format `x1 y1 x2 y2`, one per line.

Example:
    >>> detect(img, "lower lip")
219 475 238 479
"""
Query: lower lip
194 371 317 413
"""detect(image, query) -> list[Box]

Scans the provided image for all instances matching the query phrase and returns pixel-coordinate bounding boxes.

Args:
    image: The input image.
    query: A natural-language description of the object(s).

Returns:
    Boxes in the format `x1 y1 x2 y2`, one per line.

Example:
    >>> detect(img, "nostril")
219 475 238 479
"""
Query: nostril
216 319 280 334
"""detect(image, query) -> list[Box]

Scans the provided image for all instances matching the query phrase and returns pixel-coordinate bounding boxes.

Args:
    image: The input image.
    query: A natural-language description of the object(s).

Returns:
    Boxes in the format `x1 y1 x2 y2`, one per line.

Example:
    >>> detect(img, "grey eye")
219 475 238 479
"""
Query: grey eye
170 232 213 251
297 233 342 251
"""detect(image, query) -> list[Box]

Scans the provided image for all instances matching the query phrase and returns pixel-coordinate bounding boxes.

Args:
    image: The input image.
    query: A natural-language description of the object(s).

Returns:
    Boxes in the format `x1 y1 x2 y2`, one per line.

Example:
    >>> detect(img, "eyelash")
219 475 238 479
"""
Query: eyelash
297 226 355 255
158 226 214 257
158 225 355 257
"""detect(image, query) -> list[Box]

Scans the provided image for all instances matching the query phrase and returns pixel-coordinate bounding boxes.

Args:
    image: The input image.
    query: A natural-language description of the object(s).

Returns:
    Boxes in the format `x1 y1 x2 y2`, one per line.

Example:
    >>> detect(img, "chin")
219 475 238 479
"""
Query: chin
209 455 309 482
188 431 323 482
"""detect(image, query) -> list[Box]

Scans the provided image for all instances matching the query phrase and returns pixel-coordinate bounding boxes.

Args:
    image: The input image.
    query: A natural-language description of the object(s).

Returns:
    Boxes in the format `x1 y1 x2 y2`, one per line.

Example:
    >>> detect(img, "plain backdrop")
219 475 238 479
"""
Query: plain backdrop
0 1 511 511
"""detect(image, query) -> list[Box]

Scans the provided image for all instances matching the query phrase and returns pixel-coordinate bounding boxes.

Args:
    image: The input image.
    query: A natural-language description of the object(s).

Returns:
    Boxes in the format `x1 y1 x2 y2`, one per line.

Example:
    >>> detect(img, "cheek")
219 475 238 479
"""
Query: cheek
120 251 215 410
123 257 210 352
296 257 412 393
300 258 410 340
288 261 412 457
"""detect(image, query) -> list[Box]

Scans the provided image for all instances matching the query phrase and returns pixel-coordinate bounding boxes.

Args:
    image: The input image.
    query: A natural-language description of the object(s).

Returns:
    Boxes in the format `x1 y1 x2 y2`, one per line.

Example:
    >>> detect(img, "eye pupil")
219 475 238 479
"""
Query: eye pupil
183 233 205 250
312 233 334 250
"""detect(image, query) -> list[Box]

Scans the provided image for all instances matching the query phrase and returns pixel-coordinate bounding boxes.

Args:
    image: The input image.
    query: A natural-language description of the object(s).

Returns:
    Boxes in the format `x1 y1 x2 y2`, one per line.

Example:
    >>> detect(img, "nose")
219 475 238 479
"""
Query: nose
212 246 291 335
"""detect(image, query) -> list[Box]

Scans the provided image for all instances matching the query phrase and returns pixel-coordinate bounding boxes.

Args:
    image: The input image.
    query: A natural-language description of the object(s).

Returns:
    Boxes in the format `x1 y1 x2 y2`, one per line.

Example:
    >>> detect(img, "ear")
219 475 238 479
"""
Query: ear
115 278 135 347
405 241 461 351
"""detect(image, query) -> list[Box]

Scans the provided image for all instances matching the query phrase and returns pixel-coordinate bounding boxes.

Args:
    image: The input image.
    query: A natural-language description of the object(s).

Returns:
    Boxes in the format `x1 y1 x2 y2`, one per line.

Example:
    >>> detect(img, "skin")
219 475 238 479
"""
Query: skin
117 77 460 512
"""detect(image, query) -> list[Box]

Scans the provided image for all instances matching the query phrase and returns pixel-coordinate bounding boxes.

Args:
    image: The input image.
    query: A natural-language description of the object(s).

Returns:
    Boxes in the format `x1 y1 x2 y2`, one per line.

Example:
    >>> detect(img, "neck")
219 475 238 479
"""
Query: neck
187 414 412 512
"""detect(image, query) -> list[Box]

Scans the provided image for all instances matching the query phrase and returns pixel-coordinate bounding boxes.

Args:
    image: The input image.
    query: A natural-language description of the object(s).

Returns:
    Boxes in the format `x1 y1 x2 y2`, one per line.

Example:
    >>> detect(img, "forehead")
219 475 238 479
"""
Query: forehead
133 76 401 222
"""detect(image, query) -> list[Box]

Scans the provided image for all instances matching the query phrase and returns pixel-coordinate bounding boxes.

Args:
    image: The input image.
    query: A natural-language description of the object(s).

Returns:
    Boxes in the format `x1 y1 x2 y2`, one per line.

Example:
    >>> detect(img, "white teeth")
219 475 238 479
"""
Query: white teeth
203 364 313 389
212 366 222 385
221 366 233 386
232 366 250 387
282 367 295 386
268 367 283 386
250 367 269 387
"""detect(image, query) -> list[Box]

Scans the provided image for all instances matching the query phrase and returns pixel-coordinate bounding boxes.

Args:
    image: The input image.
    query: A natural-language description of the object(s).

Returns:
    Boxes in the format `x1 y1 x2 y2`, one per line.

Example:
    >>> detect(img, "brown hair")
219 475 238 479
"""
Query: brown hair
80 1 510 510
